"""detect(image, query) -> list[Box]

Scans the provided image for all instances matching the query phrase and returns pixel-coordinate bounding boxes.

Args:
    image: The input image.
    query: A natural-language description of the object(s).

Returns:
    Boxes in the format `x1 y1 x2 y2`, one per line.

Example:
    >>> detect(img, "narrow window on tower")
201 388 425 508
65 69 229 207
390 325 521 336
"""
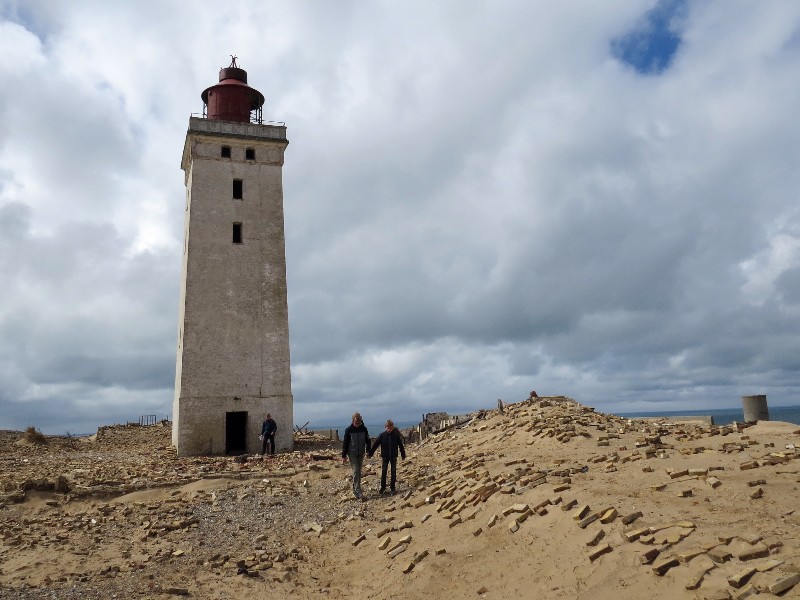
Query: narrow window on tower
221 146 231 158
232 223 243 244
245 148 255 160
232 179 243 199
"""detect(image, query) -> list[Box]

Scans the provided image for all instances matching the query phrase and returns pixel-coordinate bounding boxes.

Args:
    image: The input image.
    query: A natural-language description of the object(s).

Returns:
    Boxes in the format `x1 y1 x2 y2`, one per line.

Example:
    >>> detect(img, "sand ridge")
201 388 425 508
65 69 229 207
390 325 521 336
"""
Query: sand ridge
1 396 799 599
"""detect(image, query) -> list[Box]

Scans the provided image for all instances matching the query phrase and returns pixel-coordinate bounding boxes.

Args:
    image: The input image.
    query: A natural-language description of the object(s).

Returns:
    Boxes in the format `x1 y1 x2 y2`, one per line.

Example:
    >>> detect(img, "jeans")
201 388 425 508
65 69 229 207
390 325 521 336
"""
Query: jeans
381 457 397 491
349 453 365 497
261 435 275 455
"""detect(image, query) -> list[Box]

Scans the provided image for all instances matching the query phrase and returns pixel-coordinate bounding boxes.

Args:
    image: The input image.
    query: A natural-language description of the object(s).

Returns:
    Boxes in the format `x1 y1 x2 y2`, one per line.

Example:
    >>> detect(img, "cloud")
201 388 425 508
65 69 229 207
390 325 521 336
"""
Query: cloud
1 1 800 434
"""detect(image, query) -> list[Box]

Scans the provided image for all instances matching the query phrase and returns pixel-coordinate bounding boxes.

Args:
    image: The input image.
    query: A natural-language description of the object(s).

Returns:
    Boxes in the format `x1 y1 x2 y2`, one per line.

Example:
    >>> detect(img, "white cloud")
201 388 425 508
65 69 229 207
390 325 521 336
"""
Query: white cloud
2 0 800 434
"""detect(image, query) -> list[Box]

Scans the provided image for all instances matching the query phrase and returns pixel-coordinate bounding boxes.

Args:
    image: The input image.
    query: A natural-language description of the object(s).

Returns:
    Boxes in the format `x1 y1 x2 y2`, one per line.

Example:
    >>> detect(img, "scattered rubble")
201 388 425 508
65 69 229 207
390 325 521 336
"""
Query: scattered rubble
2 397 799 599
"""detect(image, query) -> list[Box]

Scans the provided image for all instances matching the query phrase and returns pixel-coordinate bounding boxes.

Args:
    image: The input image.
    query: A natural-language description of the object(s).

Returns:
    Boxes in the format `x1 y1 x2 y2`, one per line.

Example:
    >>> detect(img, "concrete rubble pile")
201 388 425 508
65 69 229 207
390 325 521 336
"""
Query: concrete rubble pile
1 396 799 599
350 396 800 597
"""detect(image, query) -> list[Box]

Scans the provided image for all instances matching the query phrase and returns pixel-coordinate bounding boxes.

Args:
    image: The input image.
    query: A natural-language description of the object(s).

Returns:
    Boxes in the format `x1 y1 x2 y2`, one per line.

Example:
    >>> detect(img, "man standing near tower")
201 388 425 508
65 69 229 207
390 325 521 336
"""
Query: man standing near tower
260 413 277 456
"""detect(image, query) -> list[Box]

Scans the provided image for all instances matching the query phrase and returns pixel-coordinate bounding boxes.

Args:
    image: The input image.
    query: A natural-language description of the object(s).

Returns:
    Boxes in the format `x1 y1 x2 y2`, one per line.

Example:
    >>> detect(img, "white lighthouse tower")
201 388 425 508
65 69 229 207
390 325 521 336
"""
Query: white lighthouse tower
172 59 293 456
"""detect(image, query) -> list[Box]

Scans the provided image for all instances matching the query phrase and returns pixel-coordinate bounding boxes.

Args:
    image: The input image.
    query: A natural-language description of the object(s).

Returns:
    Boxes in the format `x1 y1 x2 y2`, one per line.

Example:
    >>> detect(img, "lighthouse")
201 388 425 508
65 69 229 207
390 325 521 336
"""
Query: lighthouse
172 58 293 456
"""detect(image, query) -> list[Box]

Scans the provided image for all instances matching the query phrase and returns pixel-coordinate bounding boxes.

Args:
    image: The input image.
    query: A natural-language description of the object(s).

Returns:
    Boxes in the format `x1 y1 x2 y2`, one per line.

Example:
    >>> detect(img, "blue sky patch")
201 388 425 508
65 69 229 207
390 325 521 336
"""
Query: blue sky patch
611 0 687 75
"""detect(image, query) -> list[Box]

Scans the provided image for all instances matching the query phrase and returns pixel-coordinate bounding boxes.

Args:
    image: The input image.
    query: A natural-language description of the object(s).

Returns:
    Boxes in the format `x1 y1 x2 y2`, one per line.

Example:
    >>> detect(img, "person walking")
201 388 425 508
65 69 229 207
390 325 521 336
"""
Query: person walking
341 412 370 500
260 413 277 455
368 419 406 496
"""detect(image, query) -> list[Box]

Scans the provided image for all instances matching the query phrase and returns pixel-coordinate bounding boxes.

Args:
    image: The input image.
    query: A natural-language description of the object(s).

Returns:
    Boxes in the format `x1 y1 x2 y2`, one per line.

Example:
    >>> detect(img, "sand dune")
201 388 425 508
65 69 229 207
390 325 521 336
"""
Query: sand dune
1 396 799 599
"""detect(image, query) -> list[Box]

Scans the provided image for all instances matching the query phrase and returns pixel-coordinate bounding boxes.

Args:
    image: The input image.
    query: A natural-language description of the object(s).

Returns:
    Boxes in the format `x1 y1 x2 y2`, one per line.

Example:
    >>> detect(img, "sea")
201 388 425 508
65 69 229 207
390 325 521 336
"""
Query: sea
309 420 418 436
309 407 800 434
619 405 800 426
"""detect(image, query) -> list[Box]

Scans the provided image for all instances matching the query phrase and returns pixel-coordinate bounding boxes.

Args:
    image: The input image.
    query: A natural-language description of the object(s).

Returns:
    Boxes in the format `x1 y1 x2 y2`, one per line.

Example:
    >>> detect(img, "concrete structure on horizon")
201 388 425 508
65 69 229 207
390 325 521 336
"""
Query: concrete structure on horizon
172 59 293 456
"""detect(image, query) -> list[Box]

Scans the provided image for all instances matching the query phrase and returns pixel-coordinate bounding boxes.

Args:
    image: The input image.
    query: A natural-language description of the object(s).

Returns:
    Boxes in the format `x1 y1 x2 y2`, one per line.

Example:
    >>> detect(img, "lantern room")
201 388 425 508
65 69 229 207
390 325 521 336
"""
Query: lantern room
201 56 265 123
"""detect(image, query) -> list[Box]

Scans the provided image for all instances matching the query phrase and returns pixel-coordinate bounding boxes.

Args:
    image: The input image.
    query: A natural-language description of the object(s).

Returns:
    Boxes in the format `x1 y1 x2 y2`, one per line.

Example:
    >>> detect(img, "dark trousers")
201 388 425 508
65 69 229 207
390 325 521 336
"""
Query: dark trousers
261 435 275 455
381 457 397 491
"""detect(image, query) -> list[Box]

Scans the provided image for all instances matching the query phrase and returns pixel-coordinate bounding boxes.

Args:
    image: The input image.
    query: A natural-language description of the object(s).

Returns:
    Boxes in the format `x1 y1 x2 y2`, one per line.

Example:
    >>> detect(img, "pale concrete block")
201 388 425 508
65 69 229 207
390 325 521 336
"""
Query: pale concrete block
707 546 732 564
586 529 605 547
572 505 590 521
737 543 769 561
677 547 706 563
639 547 660 565
561 499 578 511
599 508 617 524
727 567 757 588
754 558 783 572
412 550 429 564
623 527 650 542
588 543 612 562
621 511 642 525
577 513 598 529
732 583 757 599
652 556 679 576
768 572 800 595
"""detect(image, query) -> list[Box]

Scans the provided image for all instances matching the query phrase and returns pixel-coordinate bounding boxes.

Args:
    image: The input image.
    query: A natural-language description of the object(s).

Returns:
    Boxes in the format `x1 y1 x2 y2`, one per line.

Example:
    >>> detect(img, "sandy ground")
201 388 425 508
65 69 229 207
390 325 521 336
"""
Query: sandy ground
1 396 799 599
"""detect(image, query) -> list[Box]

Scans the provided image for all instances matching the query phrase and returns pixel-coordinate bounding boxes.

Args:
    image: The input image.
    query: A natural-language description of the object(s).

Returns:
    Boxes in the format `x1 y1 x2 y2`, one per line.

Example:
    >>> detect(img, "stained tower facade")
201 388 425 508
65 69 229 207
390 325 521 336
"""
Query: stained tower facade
173 60 293 456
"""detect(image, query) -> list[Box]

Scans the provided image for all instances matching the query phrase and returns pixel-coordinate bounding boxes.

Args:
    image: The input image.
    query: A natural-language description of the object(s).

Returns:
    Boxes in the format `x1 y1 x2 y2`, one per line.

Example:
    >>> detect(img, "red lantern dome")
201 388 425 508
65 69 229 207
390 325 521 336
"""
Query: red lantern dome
201 57 264 123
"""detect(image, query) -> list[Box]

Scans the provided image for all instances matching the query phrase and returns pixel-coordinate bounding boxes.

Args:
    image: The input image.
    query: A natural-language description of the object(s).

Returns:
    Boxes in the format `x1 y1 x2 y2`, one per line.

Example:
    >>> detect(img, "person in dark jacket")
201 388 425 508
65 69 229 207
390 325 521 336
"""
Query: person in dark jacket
260 413 277 455
368 419 406 495
341 412 370 500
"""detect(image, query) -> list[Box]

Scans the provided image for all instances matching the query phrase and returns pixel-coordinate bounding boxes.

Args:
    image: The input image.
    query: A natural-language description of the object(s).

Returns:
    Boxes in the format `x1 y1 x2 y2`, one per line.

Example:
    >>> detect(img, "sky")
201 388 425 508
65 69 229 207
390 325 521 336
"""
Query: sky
1 0 800 434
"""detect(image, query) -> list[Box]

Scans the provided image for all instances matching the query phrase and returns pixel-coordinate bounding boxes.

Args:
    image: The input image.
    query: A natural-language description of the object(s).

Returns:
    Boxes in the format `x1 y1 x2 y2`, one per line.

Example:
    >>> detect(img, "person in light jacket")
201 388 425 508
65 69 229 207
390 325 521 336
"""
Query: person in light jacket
341 412 370 500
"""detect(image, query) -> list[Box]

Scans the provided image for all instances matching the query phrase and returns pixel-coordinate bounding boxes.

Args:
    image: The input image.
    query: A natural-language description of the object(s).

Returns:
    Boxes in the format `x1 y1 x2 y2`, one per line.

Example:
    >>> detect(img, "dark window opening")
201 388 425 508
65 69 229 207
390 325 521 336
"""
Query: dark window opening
232 222 243 244
233 179 243 199
245 148 255 160
221 146 231 158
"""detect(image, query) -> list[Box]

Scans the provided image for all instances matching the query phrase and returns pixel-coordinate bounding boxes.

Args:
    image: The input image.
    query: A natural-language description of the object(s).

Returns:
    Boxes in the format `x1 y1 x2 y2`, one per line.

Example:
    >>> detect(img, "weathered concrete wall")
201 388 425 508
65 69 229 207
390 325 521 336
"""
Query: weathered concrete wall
173 395 293 456
742 395 769 422
173 117 293 456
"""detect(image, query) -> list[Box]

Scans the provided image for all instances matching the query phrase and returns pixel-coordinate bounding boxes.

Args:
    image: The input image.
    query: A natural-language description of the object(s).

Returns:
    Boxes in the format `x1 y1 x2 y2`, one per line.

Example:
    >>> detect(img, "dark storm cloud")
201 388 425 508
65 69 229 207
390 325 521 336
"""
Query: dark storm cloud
0 196 178 431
